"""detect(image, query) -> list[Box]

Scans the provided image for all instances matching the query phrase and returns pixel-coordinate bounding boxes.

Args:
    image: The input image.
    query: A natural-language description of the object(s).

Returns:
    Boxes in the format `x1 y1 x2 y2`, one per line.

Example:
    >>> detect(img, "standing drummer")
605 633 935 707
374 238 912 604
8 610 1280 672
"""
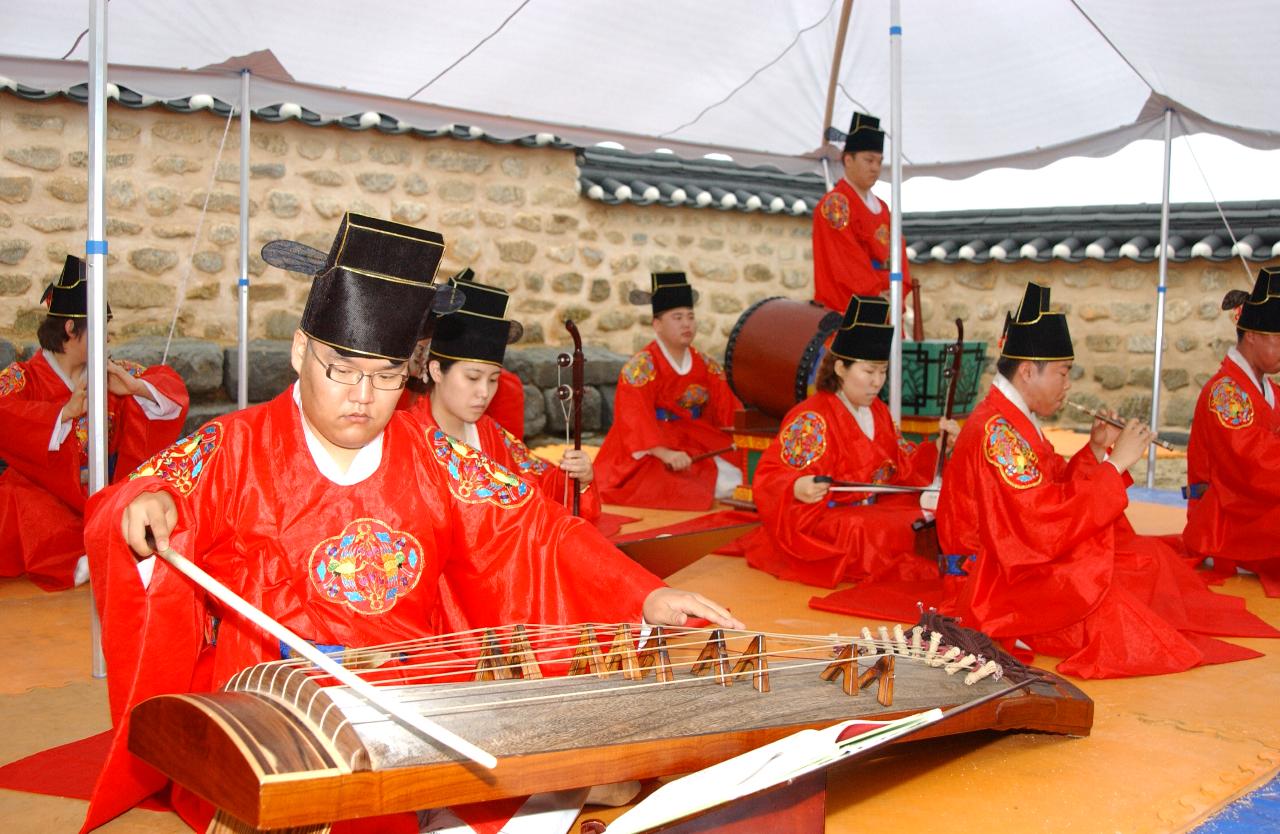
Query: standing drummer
934 281 1278 679
81 215 743 833
595 272 744 510
812 111 915 313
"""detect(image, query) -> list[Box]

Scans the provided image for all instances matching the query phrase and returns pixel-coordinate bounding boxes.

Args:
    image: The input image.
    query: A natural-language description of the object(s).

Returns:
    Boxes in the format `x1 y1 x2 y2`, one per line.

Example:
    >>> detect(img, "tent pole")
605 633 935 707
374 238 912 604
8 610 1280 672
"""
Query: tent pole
86 0 108 679
1146 109 1173 489
887 0 903 422
237 70 251 409
821 157 833 191
821 0 855 145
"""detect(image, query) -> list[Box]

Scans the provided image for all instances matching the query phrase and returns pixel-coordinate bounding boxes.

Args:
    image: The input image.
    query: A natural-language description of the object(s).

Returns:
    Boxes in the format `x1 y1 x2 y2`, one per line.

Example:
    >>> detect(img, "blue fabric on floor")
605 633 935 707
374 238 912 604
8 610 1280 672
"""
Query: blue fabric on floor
1192 772 1280 833
1127 485 1187 508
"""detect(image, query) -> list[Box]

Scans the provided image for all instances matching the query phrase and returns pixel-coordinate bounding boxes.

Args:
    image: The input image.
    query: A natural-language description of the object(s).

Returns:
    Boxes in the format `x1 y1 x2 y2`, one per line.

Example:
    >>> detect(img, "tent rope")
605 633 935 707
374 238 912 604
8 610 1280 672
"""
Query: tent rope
1175 113 1255 286
162 93 237 364
407 0 532 100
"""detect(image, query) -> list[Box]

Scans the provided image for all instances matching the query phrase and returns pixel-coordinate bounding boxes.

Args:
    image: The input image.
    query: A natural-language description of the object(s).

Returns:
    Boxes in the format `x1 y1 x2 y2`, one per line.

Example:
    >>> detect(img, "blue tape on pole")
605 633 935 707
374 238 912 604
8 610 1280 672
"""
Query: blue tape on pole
890 25 902 34
1157 285 1167 294
238 278 249 287
85 240 108 255
890 272 903 283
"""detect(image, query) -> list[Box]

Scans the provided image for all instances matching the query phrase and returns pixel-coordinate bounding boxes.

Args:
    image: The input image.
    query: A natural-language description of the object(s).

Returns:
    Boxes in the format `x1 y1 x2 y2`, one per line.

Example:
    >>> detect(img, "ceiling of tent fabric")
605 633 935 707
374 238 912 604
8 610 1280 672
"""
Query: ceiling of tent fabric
1 0 1278 177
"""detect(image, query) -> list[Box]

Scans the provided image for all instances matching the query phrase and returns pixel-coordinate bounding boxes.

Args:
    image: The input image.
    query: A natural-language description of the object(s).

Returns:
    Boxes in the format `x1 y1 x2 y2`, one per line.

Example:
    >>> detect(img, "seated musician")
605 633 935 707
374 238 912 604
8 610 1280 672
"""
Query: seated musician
1184 267 1280 595
936 281 1278 679
83 214 741 833
403 270 600 520
0 255 188 590
595 272 744 509
739 295 958 588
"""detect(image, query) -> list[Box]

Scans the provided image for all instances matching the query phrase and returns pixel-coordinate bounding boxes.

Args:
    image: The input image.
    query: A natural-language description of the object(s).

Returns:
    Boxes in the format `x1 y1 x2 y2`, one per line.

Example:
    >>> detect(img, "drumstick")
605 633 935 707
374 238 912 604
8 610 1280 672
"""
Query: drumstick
666 445 737 469
813 476 937 494
1065 401 1177 451
149 541 498 770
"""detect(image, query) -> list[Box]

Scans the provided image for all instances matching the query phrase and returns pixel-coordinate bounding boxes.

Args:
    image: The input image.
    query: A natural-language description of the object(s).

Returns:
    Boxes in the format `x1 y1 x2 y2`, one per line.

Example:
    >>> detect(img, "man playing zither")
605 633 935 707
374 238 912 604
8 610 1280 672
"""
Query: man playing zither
936 281 1278 679
595 272 744 510
1184 267 1280 595
0 255 188 590
83 214 741 833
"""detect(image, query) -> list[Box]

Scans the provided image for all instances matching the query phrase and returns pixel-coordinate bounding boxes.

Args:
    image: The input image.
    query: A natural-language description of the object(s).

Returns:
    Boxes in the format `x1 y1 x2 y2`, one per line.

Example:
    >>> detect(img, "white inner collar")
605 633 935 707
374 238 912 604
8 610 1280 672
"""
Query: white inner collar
656 339 692 375
992 374 1044 438
1228 346 1276 408
41 349 76 391
292 382 384 486
835 390 875 440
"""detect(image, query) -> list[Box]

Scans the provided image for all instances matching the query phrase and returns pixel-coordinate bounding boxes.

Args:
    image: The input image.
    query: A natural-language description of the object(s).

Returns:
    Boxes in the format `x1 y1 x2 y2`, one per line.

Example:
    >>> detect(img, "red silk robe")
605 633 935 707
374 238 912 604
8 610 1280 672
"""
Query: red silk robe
1184 357 1280 595
741 392 939 588
812 178 913 312
936 387 1278 679
402 396 602 521
595 342 741 510
487 368 526 438
82 390 663 832
0 351 188 589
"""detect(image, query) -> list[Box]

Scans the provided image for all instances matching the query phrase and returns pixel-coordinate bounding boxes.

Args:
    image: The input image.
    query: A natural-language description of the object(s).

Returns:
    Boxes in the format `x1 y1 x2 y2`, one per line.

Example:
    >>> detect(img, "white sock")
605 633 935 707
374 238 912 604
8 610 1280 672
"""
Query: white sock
73 554 90 587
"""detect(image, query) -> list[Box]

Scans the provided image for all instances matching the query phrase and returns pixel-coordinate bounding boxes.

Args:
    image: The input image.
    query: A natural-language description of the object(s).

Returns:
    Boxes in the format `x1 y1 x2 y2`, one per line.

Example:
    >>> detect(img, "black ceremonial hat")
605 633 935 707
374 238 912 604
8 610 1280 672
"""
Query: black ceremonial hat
830 295 894 362
428 269 523 367
629 272 696 317
844 112 885 155
1233 267 1280 334
1000 282 1074 362
41 255 111 319
261 213 460 362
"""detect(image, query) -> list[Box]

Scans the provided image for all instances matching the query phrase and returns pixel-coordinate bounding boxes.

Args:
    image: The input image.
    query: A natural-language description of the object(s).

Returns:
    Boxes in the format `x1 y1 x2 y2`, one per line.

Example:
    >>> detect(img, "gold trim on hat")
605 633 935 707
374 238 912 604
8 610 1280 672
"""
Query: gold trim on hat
330 265 440 289
302 331 411 363
426 347 503 367
828 346 892 363
998 350 1075 361
338 216 445 250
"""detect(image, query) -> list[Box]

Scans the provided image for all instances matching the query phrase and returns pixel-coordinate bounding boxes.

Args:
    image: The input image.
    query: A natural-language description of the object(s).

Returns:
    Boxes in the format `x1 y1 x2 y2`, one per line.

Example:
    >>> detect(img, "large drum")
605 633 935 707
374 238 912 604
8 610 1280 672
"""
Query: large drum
724 297 841 420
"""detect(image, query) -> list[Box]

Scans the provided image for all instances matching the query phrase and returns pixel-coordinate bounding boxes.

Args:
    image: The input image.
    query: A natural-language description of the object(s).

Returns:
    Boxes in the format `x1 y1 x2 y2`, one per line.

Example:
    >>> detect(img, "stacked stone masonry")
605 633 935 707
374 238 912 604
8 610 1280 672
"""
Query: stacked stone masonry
0 96 1274 432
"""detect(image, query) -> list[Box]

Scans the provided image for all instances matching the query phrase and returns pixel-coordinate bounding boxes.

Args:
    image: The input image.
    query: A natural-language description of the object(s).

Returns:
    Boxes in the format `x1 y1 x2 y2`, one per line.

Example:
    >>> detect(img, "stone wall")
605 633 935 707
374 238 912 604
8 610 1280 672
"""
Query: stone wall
0 94 1273 433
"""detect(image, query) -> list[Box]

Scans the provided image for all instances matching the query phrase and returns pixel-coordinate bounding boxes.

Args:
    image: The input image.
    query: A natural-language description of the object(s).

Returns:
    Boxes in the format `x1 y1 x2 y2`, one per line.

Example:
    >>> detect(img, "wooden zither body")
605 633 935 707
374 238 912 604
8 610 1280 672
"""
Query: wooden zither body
128 623 1093 831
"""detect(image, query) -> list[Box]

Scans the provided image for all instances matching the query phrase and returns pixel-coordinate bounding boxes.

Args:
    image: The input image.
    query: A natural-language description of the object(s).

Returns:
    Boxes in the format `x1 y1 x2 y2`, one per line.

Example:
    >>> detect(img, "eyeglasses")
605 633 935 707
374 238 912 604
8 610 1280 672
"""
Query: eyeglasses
307 341 408 390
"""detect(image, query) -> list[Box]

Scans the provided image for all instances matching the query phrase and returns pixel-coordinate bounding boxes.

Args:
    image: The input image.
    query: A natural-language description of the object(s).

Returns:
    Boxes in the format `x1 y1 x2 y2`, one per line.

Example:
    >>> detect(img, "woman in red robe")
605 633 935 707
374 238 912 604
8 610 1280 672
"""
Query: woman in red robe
1183 270 1280 594
0 256 188 589
401 271 600 519
740 295 956 588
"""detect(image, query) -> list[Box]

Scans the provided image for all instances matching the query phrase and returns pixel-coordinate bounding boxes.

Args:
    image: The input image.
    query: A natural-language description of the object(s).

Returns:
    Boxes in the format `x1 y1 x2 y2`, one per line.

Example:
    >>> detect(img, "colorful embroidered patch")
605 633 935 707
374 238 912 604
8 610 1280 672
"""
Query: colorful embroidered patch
500 427 551 477
703 354 725 378
114 359 146 378
621 351 656 387
1208 377 1254 429
430 428 532 508
875 223 890 245
779 410 828 469
130 422 223 495
309 518 425 616
0 365 25 397
820 193 850 231
896 432 917 456
870 460 896 484
983 416 1042 489
677 384 709 410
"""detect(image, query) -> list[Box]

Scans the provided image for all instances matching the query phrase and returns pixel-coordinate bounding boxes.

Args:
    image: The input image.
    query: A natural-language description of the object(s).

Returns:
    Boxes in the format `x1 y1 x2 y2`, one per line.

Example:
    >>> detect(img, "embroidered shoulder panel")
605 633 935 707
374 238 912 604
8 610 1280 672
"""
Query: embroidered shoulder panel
429 428 533 509
983 416 1042 489
703 354 725 378
500 426 551 477
870 460 897 484
621 351 656 387
114 359 146 378
677 384 709 410
820 192 850 231
778 410 828 469
896 432 917 456
0 365 25 397
130 422 223 496
309 517 425 617
1208 377 1254 429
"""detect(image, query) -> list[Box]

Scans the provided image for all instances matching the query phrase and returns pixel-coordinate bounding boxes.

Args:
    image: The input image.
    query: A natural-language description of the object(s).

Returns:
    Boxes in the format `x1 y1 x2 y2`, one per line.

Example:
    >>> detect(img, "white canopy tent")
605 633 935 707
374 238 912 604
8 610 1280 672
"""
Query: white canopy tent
3 1 1280 672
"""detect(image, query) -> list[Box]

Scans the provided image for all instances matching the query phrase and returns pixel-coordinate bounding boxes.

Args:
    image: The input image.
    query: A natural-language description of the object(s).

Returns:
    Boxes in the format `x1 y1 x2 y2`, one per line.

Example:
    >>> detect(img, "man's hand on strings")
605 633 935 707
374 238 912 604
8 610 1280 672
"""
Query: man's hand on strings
643 588 744 631
559 449 594 484
120 490 178 559
792 475 831 504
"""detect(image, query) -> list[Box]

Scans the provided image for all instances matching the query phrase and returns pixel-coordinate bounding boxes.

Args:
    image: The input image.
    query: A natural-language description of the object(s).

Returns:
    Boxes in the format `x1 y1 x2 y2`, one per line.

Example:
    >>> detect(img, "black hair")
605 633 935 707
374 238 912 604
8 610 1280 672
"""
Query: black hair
995 356 1048 381
36 315 84 353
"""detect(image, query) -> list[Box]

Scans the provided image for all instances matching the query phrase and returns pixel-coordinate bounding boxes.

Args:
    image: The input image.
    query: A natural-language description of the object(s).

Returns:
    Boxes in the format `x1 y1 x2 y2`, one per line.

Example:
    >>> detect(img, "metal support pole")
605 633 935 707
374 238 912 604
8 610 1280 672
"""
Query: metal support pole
86 0 108 678
237 70 251 409
887 0 904 422
1146 109 1173 489
820 157 833 192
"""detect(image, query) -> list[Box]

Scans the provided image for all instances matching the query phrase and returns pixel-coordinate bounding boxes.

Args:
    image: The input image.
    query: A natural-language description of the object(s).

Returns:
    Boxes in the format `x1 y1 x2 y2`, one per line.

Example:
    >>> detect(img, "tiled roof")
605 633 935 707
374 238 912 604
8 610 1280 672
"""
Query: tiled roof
7 78 1278 261
902 202 1280 264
